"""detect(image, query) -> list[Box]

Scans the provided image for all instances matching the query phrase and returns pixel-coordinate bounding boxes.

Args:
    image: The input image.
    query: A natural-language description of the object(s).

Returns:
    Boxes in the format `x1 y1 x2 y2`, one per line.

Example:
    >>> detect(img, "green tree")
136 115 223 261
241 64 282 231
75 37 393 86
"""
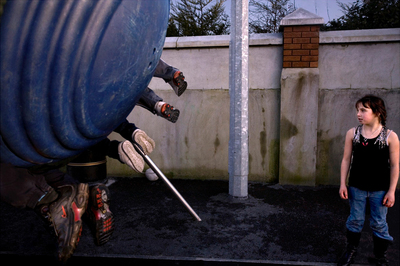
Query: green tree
167 17 180 37
167 0 230 36
323 0 400 31
249 0 294 33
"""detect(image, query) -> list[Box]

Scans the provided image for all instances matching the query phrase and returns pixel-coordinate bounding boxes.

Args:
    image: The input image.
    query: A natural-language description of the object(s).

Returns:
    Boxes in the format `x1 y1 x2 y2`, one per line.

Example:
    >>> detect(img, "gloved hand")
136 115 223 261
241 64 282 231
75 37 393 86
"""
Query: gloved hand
131 129 155 155
118 140 144 173
145 168 159 181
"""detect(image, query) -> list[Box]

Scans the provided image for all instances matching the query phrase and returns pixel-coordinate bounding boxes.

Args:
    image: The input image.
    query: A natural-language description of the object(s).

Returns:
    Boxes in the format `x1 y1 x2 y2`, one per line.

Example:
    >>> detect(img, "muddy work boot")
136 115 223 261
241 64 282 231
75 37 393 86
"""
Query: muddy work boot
86 184 115 246
37 184 89 262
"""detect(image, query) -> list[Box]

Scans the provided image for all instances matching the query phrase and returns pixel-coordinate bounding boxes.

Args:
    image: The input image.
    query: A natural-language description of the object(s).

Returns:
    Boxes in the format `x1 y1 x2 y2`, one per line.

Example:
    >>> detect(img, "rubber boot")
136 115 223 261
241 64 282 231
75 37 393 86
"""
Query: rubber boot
337 230 361 266
373 235 391 266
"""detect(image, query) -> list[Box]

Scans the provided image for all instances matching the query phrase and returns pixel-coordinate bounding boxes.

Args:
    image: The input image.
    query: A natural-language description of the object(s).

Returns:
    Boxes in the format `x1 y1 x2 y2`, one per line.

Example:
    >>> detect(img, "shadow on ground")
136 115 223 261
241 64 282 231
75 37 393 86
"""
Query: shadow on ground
1 178 399 265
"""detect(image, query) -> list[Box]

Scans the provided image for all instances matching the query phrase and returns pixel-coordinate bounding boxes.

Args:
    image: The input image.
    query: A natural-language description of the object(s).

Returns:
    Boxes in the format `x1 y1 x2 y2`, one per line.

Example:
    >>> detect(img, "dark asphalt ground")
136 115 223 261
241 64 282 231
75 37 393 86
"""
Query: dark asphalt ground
0 177 399 266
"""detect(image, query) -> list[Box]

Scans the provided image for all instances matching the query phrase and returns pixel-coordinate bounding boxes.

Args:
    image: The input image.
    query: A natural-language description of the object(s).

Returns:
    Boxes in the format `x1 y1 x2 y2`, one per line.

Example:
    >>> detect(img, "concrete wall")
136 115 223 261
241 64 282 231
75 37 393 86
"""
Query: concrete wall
107 28 400 186
317 29 400 185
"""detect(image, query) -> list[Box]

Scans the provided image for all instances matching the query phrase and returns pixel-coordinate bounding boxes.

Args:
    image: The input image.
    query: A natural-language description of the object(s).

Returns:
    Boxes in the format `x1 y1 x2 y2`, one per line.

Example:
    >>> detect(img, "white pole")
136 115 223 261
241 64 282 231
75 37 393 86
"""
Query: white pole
228 0 249 198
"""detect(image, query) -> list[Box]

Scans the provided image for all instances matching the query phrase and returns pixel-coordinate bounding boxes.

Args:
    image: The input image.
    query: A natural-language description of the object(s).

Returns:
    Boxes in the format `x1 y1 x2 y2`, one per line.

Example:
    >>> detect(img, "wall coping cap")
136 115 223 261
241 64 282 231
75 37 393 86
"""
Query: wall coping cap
164 35 229 48
164 28 400 49
164 33 282 48
280 8 324 27
320 28 400 43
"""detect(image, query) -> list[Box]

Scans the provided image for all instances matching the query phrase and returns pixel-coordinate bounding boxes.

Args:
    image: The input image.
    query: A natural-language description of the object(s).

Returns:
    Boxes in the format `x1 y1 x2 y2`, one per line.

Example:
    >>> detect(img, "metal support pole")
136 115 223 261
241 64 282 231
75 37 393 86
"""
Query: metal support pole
228 0 249 198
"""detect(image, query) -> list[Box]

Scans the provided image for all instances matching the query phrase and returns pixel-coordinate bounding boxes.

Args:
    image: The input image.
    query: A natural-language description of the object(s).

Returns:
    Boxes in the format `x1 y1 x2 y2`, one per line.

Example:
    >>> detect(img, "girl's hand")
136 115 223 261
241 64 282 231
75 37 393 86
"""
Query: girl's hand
339 185 348 200
383 191 395 208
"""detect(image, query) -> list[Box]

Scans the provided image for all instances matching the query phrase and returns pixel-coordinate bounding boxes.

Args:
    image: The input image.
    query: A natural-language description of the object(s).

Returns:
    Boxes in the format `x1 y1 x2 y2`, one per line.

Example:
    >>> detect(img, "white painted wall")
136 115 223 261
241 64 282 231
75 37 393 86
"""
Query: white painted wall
108 28 400 186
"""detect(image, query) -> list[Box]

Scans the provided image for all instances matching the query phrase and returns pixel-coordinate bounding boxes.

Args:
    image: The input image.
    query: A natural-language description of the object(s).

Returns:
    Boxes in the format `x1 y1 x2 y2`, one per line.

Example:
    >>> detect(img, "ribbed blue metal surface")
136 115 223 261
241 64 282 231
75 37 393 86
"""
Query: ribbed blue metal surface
0 0 169 167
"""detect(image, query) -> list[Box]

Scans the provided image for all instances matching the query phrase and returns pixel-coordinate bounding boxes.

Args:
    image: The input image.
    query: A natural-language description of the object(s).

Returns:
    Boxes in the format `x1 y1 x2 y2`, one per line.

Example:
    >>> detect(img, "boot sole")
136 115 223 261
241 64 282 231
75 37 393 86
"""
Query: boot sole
162 104 180 123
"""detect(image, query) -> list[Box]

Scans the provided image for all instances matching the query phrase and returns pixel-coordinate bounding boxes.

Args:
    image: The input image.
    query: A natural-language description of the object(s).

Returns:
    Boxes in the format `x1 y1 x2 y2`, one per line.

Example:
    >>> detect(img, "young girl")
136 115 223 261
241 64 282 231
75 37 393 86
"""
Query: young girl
338 95 399 266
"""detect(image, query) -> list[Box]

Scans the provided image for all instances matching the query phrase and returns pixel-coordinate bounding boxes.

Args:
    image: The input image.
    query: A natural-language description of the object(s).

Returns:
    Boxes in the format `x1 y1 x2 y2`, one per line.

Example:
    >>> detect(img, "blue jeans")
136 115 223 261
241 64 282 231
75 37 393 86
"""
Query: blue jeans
346 186 393 241
137 87 163 112
137 59 177 111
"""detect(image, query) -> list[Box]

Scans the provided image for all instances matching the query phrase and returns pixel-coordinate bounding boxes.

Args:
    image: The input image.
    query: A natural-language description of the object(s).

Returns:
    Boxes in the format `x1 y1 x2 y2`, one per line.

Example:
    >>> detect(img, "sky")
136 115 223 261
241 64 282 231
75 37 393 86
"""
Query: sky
276 0 354 22
172 0 357 23
227 0 356 23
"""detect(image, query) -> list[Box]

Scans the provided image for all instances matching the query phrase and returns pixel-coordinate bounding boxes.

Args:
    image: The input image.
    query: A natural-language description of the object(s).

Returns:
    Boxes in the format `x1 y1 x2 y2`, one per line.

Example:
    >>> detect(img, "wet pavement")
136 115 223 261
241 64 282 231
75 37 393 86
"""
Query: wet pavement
0 177 399 265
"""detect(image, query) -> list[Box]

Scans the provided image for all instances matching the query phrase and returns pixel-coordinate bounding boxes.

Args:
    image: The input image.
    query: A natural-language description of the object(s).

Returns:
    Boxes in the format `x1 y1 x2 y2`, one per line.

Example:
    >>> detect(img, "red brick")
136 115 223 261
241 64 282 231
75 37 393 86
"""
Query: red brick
302 43 319 49
310 50 319 56
283 62 292 68
310 37 319 43
293 26 311 32
302 31 319 38
302 56 318 62
311 26 320 32
293 38 311 44
293 50 309 56
284 38 293 44
283 50 292 55
283 56 301 62
284 32 302 38
284 44 301 50
292 61 310 68
310 61 319 68
284 27 293 32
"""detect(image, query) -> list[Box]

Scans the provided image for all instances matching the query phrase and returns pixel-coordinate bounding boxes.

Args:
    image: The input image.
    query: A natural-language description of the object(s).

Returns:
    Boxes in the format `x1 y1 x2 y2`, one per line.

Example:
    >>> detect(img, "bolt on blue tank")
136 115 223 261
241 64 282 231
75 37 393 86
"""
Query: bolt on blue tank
0 0 169 167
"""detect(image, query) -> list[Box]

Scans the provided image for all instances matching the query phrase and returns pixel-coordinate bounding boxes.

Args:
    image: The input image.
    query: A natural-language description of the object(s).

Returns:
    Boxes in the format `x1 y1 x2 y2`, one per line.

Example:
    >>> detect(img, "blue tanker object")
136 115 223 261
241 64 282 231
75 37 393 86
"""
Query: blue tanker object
0 0 169 167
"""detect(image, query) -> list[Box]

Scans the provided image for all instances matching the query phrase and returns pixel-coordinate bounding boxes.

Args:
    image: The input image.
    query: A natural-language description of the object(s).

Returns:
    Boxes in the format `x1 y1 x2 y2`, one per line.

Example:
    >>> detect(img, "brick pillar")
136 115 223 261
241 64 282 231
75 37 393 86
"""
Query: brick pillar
283 26 319 68
278 8 324 186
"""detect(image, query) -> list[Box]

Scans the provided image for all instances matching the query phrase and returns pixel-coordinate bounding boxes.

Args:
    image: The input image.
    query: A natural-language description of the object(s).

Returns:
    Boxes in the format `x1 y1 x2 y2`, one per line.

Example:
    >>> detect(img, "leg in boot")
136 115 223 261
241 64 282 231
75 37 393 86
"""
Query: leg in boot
373 235 391 266
137 87 163 114
337 230 361 266
368 190 393 266
137 88 180 123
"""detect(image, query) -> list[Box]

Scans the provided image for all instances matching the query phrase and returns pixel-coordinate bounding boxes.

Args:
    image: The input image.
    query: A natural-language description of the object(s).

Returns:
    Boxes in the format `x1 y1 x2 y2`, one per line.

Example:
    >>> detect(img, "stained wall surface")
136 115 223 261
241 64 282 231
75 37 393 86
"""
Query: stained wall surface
108 28 400 186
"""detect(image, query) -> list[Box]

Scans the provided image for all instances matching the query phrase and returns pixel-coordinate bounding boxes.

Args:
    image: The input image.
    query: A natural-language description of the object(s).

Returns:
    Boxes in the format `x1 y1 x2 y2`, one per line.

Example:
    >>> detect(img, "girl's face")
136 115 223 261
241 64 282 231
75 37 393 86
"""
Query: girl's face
356 103 380 125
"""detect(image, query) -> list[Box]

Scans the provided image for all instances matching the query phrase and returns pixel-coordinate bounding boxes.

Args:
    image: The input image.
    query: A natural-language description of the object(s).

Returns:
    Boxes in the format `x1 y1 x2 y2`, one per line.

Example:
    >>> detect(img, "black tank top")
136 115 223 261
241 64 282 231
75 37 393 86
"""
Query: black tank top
349 125 391 191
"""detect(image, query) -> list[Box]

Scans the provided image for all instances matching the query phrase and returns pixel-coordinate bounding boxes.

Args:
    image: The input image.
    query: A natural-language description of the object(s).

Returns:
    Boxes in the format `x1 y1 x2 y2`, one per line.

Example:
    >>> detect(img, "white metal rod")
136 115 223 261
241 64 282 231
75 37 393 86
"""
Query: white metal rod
134 143 202 222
